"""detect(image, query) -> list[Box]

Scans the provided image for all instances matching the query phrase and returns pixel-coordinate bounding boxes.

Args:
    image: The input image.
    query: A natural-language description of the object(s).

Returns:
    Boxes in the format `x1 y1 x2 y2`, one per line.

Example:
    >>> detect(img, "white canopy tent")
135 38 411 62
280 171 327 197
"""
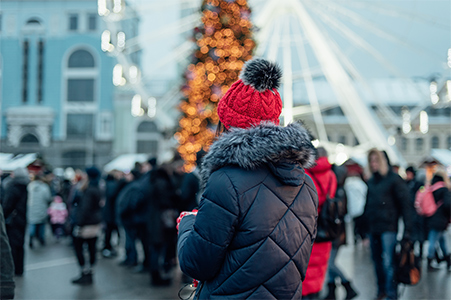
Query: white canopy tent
103 154 149 173
0 153 38 172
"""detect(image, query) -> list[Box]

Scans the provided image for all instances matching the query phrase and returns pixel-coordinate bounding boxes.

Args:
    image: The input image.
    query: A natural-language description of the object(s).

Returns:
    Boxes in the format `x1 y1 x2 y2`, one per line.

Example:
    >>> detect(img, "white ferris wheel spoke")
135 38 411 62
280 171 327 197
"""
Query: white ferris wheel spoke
291 0 406 165
282 17 294 126
292 13 328 142
309 3 406 78
346 0 450 30
313 1 445 64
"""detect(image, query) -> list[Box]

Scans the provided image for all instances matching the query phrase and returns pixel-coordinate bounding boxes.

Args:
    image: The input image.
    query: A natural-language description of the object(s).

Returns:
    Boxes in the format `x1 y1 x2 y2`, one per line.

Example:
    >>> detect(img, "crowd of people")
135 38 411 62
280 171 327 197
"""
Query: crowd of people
0 57 450 300
0 153 203 296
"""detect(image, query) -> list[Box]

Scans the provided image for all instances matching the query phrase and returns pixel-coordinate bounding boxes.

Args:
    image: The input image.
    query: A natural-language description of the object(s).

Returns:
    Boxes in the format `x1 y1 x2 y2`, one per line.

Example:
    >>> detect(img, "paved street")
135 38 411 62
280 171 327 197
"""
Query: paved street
14 226 451 300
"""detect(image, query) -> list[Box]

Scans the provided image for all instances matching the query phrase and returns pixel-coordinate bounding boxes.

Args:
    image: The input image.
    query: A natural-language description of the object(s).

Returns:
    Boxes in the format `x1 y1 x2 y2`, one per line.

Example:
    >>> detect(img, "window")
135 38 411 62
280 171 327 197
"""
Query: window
88 14 97 31
338 135 347 145
26 18 41 25
431 136 440 149
20 134 39 144
67 114 93 138
137 121 158 133
401 137 408 151
67 79 94 102
22 40 29 103
38 39 44 103
69 14 78 31
62 151 86 169
68 50 95 68
98 112 113 140
415 138 424 152
448 136 451 149
137 140 158 154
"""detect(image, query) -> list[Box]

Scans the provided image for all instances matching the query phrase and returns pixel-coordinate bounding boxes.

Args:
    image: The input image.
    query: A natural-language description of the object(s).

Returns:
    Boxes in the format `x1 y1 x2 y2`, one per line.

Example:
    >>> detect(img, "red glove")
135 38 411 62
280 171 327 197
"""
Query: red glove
176 209 198 232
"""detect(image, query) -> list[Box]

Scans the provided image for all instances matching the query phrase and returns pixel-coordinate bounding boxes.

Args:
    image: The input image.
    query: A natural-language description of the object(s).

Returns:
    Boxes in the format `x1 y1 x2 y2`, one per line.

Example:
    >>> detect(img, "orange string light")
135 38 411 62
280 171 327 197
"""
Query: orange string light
175 0 255 171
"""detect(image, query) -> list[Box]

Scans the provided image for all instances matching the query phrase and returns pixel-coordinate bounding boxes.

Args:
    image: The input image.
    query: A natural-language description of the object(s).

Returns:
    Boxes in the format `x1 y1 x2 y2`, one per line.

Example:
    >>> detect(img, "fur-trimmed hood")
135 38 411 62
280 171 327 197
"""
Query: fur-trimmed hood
200 122 316 187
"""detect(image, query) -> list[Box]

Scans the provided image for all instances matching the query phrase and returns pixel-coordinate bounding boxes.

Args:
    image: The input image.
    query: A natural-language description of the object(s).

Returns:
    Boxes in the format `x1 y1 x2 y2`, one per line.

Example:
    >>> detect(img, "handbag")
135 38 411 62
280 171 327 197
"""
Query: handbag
394 239 421 285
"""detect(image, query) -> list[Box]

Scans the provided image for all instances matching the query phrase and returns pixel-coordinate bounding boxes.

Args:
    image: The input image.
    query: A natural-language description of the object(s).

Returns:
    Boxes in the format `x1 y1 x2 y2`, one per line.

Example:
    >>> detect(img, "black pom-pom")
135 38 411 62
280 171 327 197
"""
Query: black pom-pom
240 58 282 92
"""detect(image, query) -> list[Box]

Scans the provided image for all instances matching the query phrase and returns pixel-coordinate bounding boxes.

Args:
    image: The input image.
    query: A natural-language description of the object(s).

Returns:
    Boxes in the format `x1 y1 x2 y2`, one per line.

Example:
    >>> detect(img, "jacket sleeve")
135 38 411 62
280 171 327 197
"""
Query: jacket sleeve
393 174 415 236
0 205 15 299
177 169 239 282
2 186 18 220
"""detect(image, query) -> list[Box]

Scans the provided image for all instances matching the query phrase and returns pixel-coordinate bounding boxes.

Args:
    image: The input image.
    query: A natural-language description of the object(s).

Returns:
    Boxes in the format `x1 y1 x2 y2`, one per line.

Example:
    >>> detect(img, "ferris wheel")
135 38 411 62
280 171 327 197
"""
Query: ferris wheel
98 0 450 165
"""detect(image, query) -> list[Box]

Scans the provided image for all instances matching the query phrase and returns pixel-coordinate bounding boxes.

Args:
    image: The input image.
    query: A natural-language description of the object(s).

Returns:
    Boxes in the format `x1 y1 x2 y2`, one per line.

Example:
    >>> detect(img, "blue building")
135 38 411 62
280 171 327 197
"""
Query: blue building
0 0 121 168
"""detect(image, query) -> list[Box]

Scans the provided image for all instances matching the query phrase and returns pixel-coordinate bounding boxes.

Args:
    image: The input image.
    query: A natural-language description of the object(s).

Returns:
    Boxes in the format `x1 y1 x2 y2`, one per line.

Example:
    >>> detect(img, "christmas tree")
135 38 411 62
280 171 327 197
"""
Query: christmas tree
175 0 255 171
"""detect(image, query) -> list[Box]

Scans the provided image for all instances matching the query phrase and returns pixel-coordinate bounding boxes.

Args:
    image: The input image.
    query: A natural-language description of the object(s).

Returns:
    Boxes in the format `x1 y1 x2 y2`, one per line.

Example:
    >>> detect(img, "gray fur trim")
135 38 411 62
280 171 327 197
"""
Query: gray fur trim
200 122 316 188
240 58 282 92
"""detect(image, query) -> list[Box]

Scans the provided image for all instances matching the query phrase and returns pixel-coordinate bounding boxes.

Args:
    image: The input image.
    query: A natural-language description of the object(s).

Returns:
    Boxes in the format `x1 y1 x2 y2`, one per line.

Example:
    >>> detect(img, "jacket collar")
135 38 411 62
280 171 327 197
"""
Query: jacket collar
200 122 316 188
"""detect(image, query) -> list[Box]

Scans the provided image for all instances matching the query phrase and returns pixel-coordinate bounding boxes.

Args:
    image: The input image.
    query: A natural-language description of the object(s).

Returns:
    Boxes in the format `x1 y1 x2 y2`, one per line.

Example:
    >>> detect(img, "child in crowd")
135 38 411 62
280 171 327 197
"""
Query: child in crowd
47 195 68 240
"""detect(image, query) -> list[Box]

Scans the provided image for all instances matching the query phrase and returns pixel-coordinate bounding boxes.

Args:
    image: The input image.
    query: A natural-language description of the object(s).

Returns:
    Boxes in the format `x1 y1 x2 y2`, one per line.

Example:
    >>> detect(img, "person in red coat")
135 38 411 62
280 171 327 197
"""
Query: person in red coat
303 147 337 299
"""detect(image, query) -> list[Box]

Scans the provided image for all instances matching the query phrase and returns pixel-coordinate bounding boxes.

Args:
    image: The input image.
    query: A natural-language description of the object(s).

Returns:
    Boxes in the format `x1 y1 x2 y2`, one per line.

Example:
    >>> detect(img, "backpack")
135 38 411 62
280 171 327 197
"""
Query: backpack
394 239 421 285
414 182 446 217
311 174 347 243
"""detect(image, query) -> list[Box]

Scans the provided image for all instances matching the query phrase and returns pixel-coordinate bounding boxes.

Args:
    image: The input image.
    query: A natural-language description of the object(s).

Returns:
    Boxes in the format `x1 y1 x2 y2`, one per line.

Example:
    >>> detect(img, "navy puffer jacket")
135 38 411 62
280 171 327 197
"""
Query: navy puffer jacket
178 123 318 300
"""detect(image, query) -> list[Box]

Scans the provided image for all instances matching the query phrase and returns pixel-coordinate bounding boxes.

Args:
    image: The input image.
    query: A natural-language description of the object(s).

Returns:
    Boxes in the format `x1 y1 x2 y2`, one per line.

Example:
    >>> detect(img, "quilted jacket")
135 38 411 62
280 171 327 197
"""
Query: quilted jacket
177 122 318 300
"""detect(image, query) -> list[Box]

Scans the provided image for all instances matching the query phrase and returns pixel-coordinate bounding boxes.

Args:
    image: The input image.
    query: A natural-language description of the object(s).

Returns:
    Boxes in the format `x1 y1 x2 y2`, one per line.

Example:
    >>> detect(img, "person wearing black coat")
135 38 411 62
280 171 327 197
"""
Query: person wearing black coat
70 167 102 285
405 166 426 257
2 168 30 276
177 59 318 299
101 172 123 258
364 149 415 300
145 167 176 285
425 167 451 270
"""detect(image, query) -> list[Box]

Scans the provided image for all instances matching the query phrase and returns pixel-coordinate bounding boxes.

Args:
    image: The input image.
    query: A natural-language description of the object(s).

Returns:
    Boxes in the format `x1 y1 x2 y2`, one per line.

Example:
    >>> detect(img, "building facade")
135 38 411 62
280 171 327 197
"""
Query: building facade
0 0 118 169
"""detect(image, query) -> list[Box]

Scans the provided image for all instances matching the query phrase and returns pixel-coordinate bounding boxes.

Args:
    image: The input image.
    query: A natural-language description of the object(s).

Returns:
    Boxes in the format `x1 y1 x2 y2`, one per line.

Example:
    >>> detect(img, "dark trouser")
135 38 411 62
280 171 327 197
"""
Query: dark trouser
29 223 46 244
370 232 398 300
327 246 349 283
51 224 65 237
354 215 367 242
73 237 98 268
122 223 138 265
103 223 119 250
10 243 24 275
135 224 150 268
6 226 25 275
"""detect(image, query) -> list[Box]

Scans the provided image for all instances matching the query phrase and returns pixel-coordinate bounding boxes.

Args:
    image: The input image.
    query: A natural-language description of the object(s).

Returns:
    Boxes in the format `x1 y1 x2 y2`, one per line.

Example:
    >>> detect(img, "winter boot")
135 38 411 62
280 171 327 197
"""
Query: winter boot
323 282 336 300
71 271 93 285
445 254 451 271
343 281 358 300
427 258 438 271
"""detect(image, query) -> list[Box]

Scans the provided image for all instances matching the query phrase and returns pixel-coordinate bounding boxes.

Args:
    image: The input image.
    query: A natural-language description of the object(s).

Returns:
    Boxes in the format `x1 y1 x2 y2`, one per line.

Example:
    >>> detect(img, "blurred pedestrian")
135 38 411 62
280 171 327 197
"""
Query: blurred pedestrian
0 204 15 299
27 173 52 248
404 166 425 257
177 58 318 299
324 164 358 300
344 162 368 245
70 167 102 285
425 166 451 271
303 147 336 300
2 167 30 276
101 171 123 258
47 195 68 240
364 149 415 300
147 163 176 286
116 167 146 269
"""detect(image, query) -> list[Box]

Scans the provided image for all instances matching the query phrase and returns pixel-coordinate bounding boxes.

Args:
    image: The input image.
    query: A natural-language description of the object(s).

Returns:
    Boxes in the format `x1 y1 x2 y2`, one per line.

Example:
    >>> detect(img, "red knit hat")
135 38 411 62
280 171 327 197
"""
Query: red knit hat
217 58 282 129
